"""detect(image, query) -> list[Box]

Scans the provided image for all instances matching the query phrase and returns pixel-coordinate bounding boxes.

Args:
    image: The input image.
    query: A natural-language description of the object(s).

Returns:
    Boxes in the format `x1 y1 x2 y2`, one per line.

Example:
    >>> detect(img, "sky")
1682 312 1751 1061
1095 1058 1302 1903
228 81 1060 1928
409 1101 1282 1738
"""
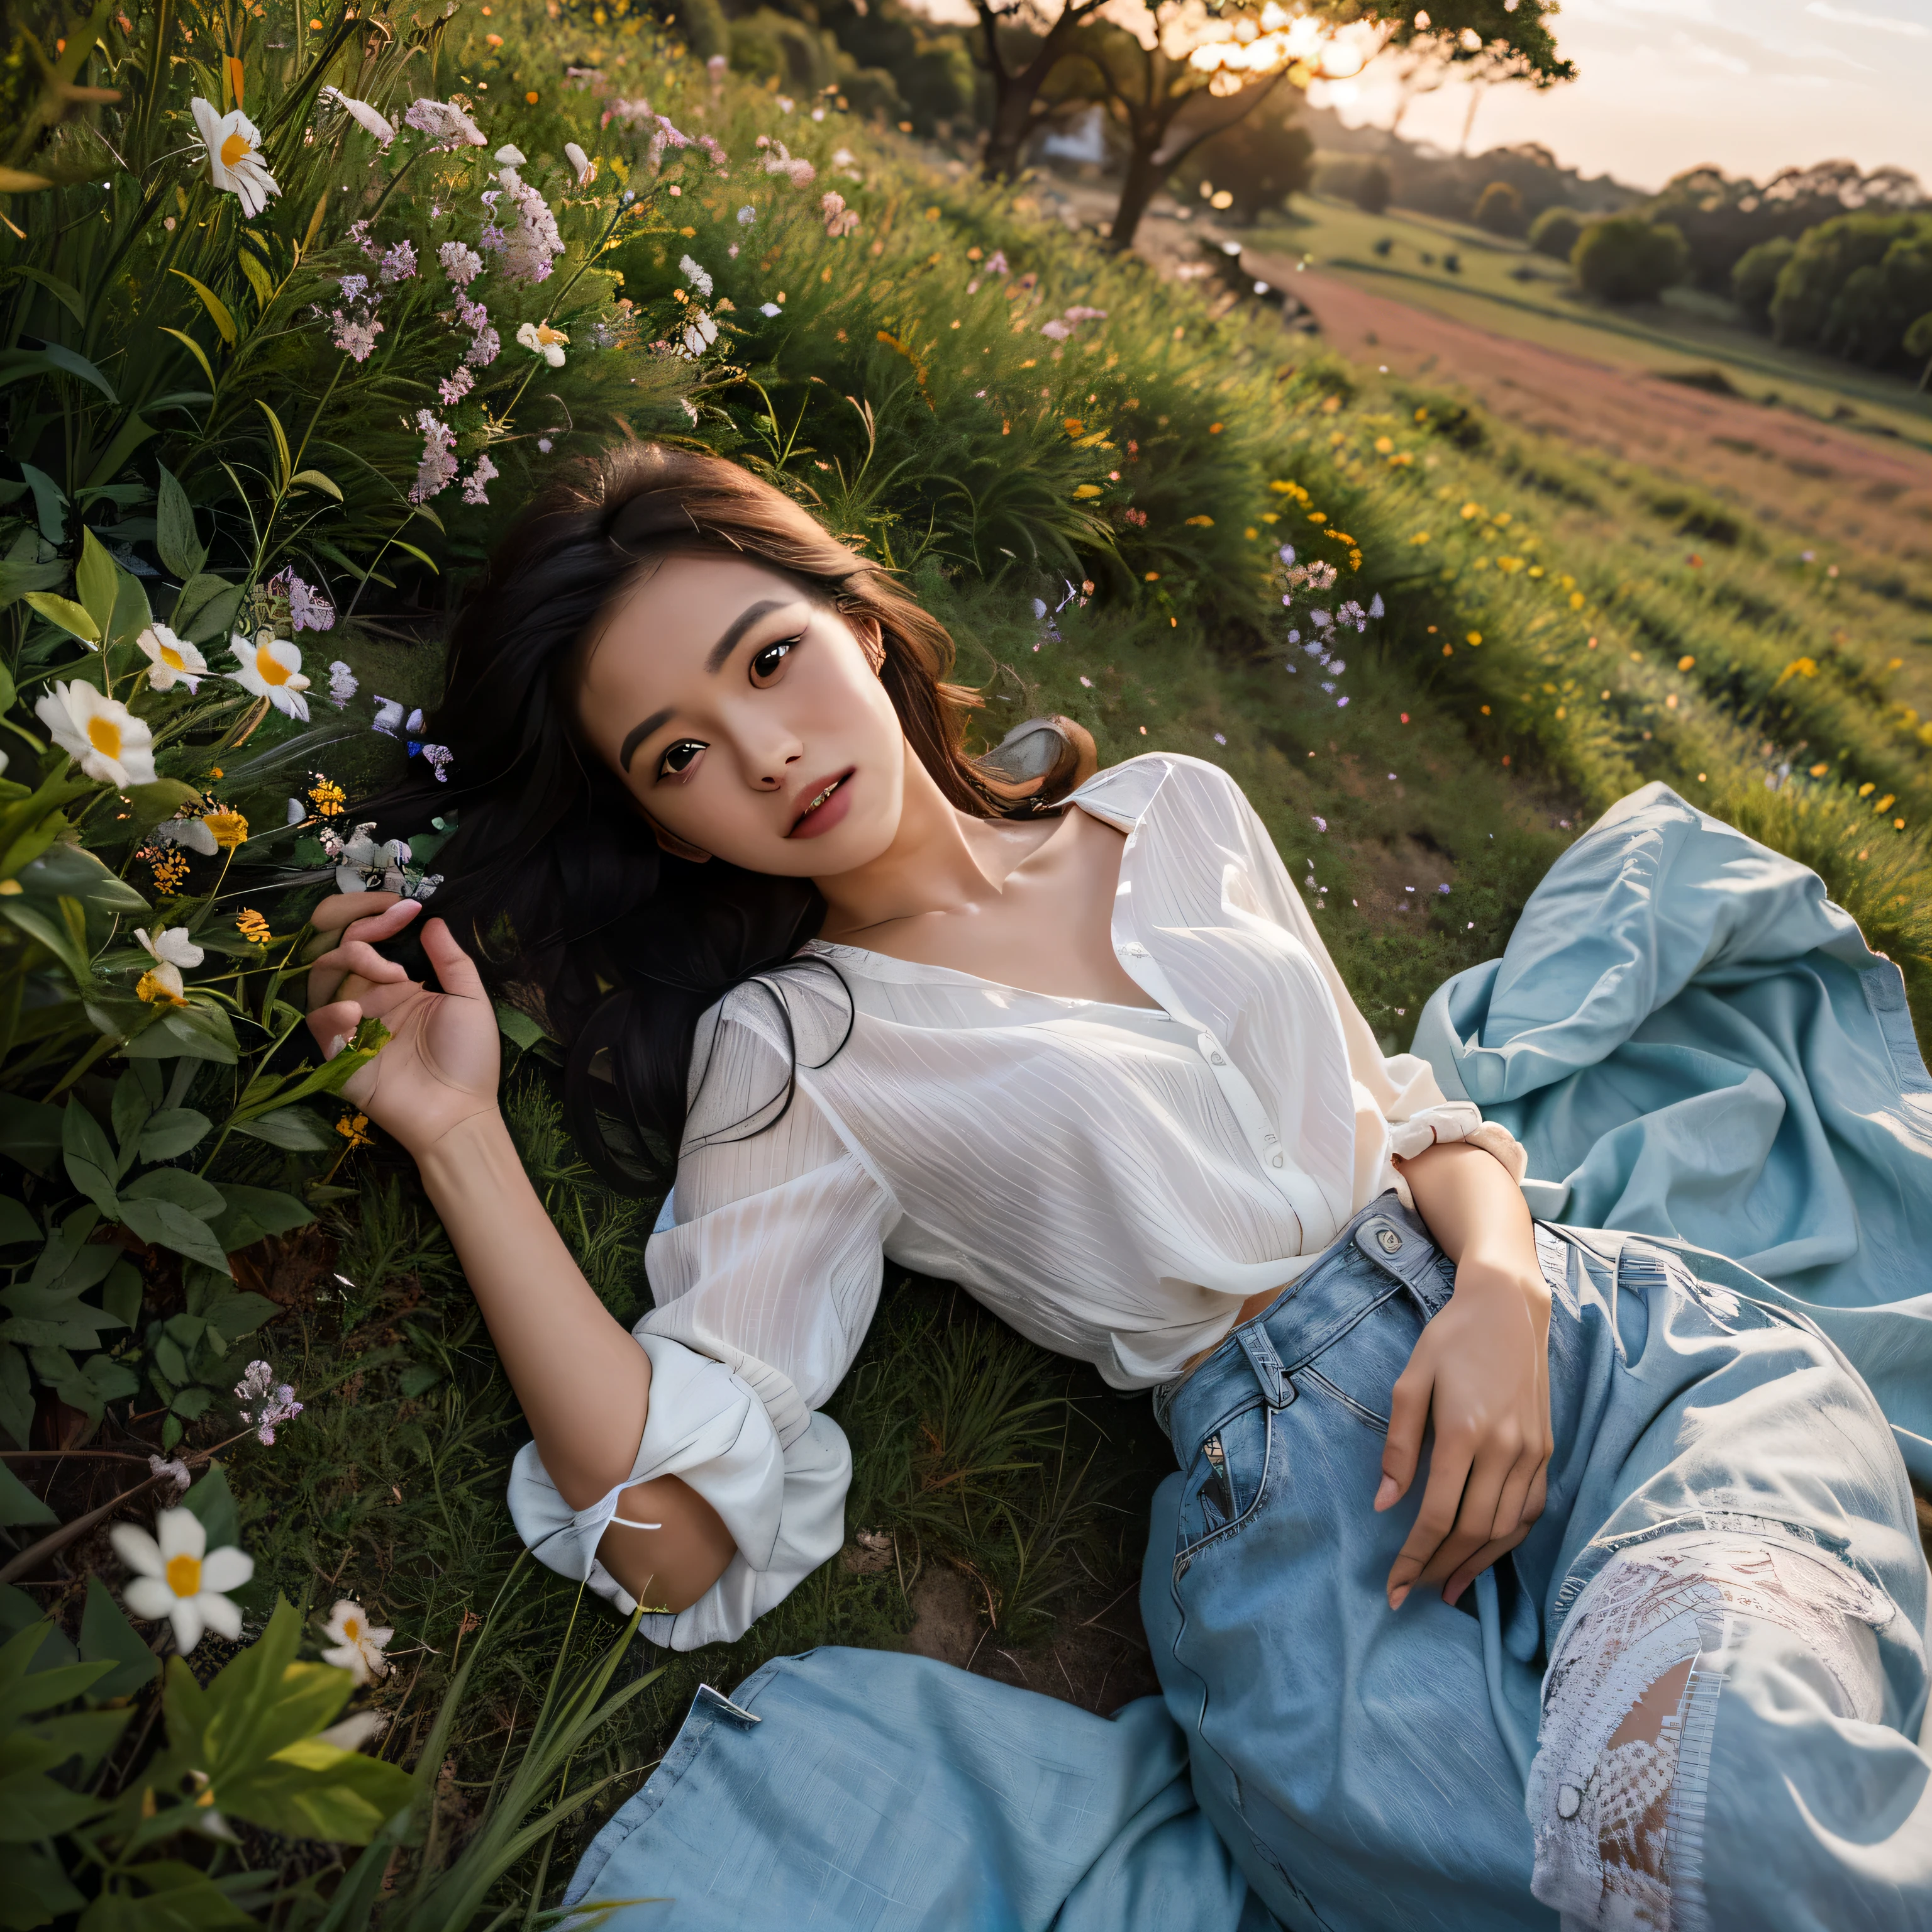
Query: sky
1309 0 1932 192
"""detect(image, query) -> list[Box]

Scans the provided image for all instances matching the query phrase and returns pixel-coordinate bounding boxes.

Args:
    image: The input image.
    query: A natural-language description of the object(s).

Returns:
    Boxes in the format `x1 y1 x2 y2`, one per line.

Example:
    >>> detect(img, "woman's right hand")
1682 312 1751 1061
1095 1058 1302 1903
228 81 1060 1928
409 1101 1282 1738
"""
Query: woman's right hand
303 893 501 1160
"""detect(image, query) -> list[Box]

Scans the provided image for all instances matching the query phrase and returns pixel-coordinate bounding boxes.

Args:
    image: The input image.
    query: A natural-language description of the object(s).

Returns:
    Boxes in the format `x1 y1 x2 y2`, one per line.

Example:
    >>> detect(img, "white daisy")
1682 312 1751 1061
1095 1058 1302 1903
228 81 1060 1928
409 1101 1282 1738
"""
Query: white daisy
228 630 311 721
564 140 595 186
133 924 205 1006
516 319 569 367
111 1506 253 1654
137 623 208 694
35 680 157 788
320 1599 394 1685
190 97 280 218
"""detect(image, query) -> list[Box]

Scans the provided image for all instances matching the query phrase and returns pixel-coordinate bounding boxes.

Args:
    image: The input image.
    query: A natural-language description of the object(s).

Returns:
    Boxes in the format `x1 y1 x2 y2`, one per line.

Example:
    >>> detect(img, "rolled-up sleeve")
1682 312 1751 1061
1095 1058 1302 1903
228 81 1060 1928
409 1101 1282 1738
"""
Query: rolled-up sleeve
506 971 897 1648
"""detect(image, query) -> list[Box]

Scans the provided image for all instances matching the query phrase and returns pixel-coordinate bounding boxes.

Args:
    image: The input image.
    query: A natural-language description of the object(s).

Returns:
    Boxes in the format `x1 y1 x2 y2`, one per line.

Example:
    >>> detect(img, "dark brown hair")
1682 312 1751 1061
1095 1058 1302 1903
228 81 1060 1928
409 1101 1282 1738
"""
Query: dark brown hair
404 441 1036 1182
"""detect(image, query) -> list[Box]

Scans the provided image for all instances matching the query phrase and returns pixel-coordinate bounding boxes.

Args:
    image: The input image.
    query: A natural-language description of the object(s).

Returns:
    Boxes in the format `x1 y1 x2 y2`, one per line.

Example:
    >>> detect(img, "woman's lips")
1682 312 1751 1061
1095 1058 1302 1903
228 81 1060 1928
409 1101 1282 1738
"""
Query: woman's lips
788 769 855 838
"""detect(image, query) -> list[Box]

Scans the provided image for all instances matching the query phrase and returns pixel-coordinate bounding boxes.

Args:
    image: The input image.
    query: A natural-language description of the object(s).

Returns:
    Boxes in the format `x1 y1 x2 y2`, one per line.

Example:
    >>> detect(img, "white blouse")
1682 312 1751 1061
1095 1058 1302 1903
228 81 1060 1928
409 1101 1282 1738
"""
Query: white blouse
507 753 1526 1647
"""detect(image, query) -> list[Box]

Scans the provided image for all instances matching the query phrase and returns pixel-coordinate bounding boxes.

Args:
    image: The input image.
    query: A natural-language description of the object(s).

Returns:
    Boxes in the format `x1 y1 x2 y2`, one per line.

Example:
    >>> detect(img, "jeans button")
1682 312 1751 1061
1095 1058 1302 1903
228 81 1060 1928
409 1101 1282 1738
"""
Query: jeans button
1377 1226 1403 1254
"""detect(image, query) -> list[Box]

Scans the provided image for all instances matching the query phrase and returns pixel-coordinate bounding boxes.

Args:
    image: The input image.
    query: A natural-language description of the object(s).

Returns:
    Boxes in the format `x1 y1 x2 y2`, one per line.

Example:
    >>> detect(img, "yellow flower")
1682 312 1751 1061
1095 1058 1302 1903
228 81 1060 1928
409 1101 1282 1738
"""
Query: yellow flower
1677 655 1696 672
1073 484 1102 499
336 1112 372 1149
308 775 347 818
137 969 189 1009
235 908 272 944
203 810 248 850
1184 514 1214 526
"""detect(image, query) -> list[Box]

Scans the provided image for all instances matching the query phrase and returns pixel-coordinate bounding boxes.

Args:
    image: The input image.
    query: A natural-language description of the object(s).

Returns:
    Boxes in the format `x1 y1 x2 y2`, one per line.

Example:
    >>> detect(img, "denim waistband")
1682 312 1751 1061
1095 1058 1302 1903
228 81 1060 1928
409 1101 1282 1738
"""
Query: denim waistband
1155 1191 1456 1450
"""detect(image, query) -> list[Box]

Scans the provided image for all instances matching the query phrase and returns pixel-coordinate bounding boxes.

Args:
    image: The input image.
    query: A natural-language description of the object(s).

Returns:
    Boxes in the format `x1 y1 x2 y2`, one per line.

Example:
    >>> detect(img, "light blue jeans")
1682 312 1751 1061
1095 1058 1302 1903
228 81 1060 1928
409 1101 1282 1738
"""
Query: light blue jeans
1145 1192 1932 1931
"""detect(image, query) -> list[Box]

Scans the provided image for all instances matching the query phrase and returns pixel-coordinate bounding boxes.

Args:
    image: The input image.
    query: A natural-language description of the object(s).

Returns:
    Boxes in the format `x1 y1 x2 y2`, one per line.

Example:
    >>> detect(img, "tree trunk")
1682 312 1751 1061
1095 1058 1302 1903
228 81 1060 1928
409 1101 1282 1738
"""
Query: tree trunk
1106 143 1167 252
981 79 1042 182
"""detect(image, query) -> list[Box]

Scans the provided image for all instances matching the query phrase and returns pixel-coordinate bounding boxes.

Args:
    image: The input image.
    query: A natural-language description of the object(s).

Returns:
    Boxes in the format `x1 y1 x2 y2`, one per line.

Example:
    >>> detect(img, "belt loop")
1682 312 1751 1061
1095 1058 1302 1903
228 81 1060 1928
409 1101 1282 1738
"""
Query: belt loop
1352 1208 1452 1319
1236 1323 1294 1410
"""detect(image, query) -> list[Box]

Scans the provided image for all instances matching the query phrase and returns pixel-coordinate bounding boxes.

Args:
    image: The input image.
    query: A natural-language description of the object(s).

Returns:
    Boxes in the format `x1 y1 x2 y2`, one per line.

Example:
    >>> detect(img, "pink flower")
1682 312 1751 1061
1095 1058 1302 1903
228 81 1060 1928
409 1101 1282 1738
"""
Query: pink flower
438 365 475 405
440 240 484 286
330 310 382 360
379 240 417 283
409 410 458 503
461 454 497 506
819 191 858 238
235 1359 303 1446
405 97 486 147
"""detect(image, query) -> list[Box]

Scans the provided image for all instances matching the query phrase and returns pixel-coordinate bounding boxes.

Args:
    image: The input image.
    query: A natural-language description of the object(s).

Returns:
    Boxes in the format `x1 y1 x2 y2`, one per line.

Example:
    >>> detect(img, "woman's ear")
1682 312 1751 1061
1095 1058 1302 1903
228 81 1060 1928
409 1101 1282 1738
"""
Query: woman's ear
851 614 887 675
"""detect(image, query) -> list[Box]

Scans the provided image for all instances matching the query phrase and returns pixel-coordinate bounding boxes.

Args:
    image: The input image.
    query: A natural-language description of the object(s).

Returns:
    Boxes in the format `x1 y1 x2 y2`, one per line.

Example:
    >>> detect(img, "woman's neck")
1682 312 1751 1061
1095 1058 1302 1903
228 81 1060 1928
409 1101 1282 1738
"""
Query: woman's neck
812 741 1050 942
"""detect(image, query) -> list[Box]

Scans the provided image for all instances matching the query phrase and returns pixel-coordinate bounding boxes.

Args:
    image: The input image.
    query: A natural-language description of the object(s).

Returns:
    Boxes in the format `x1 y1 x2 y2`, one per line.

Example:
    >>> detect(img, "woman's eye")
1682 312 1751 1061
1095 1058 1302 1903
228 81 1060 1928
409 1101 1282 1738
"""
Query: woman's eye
750 636 799 684
658 740 705 779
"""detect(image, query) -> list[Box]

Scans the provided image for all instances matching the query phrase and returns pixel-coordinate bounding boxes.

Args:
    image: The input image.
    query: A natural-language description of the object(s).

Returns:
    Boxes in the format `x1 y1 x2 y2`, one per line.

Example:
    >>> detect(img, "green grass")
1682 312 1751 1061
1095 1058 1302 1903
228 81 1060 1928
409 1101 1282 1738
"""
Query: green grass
1252 194 1932 450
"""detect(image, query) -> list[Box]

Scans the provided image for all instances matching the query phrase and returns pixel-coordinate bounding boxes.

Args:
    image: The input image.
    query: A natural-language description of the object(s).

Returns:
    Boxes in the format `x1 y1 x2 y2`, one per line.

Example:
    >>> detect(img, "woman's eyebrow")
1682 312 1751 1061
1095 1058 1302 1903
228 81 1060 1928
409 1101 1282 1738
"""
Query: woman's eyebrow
619 708 674 772
704 597 792 673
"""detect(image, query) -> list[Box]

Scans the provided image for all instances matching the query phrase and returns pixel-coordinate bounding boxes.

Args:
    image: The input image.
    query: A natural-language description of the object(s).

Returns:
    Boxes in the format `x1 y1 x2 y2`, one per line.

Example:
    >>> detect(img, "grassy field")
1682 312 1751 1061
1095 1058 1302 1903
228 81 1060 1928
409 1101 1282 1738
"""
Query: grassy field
1252 193 1932 452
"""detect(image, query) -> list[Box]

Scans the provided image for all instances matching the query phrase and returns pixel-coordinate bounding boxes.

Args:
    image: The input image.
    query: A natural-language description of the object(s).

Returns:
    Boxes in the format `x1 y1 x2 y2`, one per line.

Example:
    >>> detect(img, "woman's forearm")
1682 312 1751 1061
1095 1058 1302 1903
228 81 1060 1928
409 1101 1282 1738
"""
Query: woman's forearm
415 1109 735 1612
1398 1140 1542 1286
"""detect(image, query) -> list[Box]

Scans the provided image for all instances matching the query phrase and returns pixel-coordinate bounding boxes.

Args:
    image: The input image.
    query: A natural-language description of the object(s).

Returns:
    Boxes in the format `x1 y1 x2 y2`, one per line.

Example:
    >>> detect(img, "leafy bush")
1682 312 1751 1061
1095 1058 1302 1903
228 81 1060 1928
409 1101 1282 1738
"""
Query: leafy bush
1765 211 1932 368
1527 204 1584 260
1572 216 1688 304
1906 309 1932 381
1315 153 1392 215
1175 106 1314 226
1731 233 1796 329
1472 180 1526 237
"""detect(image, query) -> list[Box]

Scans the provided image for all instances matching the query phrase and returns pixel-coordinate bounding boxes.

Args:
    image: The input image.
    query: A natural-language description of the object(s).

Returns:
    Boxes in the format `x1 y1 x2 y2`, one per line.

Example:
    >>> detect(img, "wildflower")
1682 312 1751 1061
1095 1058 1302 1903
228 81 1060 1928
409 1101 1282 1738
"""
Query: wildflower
708 51 728 86
462 454 498 506
227 630 311 721
277 571 335 633
565 140 596 186
679 253 714 297
329 308 384 361
336 1111 373 1148
497 171 565 284
405 96 486 147
737 204 757 225
36 682 157 787
697 133 729 172
496 143 526 165
679 309 718 357
372 696 406 736
760 139 814 187
438 365 475 406
1122 507 1147 527
516 319 569 367
320 86 395 145
408 411 459 504
134 926 202 1006
191 97 280 217
833 146 855 167
648 115 692 170
200 809 247 852
606 96 654 128
304 774 346 820
465 322 500 367
137 623 208 693
111 1506 253 1653
819 192 858 238
321 1599 394 1685
1368 594 1384 619
420 743 454 781
1313 816 1327 831
326 662 358 711
235 908 272 943
235 1359 303 1445
440 240 484 288
758 302 781 318
327 821 423 896
147 1454 192 1494
379 240 417 284
985 250 1008 275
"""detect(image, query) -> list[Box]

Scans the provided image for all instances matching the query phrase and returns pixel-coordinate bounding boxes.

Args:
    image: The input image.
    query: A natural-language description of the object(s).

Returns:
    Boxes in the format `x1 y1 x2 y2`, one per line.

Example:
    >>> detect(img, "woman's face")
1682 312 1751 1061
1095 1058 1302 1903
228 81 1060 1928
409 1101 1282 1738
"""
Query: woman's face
575 550 908 877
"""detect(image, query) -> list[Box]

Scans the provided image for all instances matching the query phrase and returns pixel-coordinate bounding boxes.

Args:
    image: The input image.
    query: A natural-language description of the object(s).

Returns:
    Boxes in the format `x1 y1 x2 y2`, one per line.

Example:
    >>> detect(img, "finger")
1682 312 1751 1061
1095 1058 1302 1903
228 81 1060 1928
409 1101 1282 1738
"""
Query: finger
306 997 363 1062
419 917 487 1001
1418 1445 1513 1592
1521 1458 1548 1528
1387 1430 1474 1609
1377 1360 1431 1513
308 937 414 990
1485 1450 1540 1548
1442 1523 1532 1611
302 894 415 964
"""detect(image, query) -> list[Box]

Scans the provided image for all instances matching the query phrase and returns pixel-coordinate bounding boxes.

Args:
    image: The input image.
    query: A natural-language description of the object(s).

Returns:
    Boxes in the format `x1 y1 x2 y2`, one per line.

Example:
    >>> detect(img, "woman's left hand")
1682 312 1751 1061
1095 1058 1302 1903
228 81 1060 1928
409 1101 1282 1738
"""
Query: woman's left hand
1375 1152 1555 1609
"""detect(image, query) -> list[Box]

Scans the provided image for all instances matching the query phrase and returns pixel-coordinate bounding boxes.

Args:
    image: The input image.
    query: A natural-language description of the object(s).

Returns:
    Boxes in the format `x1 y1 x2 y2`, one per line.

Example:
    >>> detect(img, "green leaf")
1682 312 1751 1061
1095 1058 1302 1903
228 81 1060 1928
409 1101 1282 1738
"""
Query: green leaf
209 1183 313 1253
20 591 99 643
153 464 205 580
117 1198 228 1273
0 1344 31 1447
17 465 67 546
0 1754 111 1840
123 1167 226 1220
75 527 117 640
138 1109 212 1162
102 1257 143 1332
495 1001 552 1052
1 902 93 989
14 841 148 911
180 1464 240 1550
107 563 152 650
158 326 216 397
203 1292 276 1342
123 778 203 831
78 1575 158 1701
179 582 244 647
62 1099 120 1218
78 1863 255 1932
288 469 342 501
31 1707 133 1777
236 1017 390 1119
0 1459 56 1528
0 557 67 612
111 1068 153 1154
169 270 236 348
254 400 292 488
0 1198 39 1245
0 1621 116 1724
9 265 86 327
231 1105 333 1152
237 248 274 314
0 1843 86 1927
169 1384 213 1420
0 1097 64 1179
119 1002 238 1066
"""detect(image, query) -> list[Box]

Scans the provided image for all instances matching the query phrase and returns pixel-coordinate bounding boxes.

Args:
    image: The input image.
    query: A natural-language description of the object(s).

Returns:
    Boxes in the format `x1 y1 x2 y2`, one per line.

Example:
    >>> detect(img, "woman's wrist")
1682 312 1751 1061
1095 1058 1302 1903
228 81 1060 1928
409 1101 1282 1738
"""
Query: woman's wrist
412 1106 519 1211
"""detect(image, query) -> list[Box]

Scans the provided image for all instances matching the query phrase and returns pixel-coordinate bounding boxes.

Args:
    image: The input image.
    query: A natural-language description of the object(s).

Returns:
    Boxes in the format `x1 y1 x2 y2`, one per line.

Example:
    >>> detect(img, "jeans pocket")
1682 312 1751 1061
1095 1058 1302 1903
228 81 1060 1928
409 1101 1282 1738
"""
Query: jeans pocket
1174 1395 1273 1575
1294 1282 1423 1435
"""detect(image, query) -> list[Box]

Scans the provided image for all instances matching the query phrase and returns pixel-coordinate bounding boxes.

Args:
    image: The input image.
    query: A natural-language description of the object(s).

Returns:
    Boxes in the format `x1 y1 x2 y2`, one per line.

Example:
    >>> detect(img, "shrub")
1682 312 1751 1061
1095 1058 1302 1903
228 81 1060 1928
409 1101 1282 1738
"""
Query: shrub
1528 204 1585 260
1907 310 1932 384
1472 180 1526 237
1768 211 1932 364
1732 235 1797 329
1174 108 1314 226
1573 217 1689 304
1314 153 1392 215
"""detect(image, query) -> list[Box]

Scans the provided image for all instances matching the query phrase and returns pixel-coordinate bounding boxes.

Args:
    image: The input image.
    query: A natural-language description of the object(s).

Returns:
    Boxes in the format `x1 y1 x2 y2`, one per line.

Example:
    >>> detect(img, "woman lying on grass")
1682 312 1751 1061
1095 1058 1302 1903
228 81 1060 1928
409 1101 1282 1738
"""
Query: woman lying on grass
304 445 1931 1931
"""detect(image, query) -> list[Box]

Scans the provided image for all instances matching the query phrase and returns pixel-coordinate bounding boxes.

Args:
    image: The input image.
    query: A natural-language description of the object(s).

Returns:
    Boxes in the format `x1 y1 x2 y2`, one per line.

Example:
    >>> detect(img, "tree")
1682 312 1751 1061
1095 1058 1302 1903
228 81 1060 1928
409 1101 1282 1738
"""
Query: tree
1528 204 1584 260
1472 179 1524 235
1731 235 1795 329
1175 98 1314 223
1768 211 1932 363
1573 217 1688 304
972 0 1572 188
1906 310 1932 391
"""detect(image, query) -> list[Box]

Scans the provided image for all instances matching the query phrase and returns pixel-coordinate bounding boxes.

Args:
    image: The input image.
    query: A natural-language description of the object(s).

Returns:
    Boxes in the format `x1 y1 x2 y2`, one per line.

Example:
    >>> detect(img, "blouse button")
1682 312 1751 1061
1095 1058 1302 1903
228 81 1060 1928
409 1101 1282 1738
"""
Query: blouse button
1209 1052 1226 1066
1122 941 1148 958
1269 1152 1286 1169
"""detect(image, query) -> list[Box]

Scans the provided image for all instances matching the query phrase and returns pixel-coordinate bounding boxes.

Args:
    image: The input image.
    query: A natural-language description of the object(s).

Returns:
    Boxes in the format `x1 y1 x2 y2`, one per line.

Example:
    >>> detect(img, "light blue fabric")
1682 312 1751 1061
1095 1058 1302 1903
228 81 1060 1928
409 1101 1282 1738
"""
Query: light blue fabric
565 784 1932 1932
564 1649 1273 1929
1144 1195 1931 1931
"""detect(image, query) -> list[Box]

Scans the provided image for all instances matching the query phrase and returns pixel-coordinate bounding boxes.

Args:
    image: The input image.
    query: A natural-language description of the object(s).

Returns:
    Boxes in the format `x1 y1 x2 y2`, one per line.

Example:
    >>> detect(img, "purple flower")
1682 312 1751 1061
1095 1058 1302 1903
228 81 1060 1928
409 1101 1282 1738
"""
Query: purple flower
421 743 454 780
465 325 499 367
282 572 336 633
330 310 383 361
408 410 458 504
985 250 1008 275
338 272 369 303
439 365 475 405
328 660 358 709
461 453 497 506
235 1359 303 1446
441 240 484 287
379 240 417 284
